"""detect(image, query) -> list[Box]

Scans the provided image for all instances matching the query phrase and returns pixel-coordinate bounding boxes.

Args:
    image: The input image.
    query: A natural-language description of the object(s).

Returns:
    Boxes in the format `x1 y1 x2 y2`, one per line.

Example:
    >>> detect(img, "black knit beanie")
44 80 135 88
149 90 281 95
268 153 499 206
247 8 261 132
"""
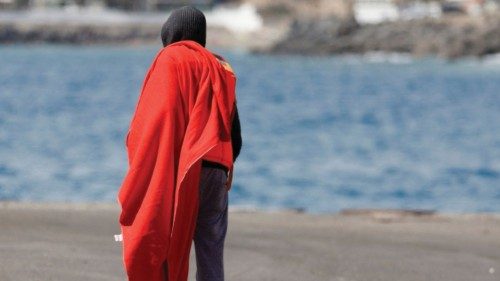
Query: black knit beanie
161 6 207 47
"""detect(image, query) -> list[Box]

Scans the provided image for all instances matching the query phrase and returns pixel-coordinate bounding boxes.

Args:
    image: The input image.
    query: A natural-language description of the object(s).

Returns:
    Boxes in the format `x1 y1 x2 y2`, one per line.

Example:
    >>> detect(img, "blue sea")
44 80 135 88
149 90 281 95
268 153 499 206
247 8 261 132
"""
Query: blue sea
0 45 499 213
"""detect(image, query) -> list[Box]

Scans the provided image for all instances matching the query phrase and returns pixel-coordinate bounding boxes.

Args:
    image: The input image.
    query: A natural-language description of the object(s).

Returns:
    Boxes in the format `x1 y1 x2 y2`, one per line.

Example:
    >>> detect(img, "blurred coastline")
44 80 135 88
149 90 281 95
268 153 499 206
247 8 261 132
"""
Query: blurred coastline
0 0 499 58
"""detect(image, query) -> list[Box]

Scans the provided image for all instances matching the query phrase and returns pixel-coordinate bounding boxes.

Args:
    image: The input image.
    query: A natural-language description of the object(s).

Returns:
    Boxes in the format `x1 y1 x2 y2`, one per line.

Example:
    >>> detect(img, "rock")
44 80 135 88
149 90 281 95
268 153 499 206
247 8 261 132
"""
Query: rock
266 13 500 58
270 16 359 54
0 23 160 44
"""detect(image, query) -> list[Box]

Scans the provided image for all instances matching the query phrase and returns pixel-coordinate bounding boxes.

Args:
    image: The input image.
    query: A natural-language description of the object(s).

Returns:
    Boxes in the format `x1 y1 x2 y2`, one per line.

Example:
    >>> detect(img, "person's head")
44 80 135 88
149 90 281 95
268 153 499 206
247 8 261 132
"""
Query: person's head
161 6 207 47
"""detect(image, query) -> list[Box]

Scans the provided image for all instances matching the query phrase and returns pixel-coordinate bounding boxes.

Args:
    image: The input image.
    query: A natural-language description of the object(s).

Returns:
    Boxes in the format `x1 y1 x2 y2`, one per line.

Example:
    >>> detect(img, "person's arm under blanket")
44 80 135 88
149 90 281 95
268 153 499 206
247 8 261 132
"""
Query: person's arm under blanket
231 104 242 162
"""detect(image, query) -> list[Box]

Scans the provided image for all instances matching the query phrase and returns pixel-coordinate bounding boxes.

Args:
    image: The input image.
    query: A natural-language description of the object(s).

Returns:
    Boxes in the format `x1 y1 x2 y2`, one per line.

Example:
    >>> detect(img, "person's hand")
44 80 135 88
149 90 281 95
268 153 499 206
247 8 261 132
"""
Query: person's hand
224 169 233 192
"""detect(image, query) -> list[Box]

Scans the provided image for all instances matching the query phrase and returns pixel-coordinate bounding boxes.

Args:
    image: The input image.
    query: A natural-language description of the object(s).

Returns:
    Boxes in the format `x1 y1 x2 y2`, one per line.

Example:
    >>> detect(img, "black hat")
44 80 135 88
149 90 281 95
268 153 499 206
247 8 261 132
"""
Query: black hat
161 6 207 47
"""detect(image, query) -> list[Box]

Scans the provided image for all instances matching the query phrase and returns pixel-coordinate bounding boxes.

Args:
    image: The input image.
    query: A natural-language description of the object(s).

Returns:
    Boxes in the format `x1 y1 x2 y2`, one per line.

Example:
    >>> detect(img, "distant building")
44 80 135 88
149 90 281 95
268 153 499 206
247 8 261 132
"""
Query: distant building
354 0 446 25
153 0 218 10
0 0 15 9
105 0 230 11
354 0 400 24
484 0 499 13
441 0 498 15
0 0 229 10
398 1 442 20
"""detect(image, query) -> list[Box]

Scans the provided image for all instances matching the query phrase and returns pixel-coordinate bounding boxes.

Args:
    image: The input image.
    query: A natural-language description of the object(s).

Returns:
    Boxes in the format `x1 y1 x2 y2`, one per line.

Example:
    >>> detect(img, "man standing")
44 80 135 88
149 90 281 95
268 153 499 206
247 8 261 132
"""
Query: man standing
117 6 241 281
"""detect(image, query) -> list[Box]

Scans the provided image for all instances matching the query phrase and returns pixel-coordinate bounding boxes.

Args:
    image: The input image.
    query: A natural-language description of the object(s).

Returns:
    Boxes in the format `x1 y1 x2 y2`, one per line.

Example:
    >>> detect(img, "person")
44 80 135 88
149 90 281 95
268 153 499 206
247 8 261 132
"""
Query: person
117 6 242 281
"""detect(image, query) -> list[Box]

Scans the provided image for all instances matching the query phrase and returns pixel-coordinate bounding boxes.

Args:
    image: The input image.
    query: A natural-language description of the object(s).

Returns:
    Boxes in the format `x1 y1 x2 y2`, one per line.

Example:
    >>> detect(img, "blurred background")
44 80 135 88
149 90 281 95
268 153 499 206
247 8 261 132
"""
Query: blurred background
0 0 499 213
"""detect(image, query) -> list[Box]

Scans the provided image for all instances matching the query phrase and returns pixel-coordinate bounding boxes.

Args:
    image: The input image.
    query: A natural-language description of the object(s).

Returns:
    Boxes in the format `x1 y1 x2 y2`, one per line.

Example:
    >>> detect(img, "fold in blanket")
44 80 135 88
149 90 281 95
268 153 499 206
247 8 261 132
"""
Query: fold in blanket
117 40 236 281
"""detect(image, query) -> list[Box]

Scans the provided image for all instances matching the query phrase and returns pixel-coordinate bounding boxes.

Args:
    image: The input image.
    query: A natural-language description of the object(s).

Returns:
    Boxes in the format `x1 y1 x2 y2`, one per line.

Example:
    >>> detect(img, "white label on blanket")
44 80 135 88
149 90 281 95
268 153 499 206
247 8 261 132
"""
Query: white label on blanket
114 234 123 242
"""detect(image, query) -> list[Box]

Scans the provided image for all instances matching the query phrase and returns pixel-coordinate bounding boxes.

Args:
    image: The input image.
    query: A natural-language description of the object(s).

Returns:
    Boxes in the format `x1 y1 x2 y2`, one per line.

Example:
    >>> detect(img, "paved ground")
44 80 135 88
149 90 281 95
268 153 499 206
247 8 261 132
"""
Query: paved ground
0 202 499 281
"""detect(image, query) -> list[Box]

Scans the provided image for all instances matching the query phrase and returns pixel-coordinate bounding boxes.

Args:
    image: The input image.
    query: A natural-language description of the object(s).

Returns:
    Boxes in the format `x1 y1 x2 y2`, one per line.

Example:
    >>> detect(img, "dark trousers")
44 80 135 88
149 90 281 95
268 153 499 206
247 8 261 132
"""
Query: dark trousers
193 166 228 281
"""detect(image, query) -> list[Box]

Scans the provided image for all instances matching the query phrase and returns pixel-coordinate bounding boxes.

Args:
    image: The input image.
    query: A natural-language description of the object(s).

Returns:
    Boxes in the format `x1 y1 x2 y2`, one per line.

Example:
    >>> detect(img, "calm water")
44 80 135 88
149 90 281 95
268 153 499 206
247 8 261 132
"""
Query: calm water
0 45 499 213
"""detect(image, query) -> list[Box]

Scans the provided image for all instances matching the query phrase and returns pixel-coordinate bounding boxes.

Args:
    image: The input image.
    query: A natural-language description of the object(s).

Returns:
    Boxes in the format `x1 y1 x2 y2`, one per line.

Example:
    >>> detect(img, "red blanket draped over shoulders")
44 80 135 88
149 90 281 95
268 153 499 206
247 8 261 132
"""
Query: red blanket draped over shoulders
116 40 236 281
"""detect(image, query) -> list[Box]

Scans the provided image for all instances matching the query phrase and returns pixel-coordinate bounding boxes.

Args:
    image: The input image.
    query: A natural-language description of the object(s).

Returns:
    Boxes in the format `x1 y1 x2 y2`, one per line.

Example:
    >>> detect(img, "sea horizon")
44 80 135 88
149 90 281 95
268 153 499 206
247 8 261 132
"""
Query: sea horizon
1 44 499 214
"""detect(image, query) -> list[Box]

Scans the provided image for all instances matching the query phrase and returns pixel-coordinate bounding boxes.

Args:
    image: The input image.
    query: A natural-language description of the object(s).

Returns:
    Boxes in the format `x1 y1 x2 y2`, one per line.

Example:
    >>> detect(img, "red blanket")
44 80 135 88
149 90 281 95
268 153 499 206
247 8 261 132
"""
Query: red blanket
117 40 235 281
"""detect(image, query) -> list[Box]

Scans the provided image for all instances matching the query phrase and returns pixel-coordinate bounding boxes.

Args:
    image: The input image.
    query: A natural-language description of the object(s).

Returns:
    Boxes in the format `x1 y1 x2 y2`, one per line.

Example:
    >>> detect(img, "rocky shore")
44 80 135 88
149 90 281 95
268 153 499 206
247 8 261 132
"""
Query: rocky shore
249 0 500 58
0 22 158 44
0 5 274 49
1 1 500 58
268 14 500 59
